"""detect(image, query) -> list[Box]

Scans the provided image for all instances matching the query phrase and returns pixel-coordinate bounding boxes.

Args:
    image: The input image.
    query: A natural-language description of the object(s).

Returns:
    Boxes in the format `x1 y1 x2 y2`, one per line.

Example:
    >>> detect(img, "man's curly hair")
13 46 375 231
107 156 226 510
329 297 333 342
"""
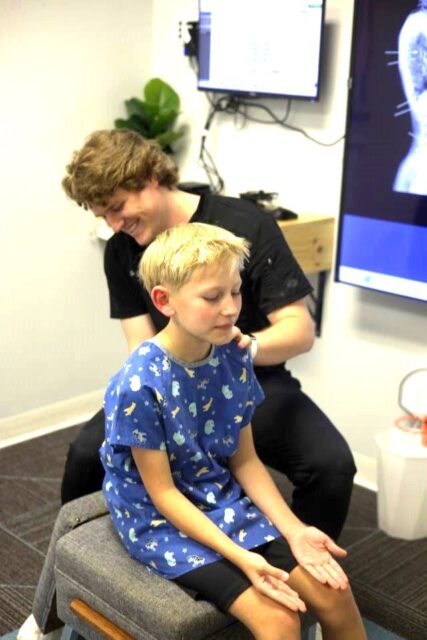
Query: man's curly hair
62 129 179 207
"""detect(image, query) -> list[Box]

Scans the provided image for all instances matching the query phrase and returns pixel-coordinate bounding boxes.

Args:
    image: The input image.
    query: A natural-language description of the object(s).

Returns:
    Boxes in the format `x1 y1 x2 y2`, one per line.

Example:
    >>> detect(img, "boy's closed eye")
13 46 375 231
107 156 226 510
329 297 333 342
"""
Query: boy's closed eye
203 290 241 302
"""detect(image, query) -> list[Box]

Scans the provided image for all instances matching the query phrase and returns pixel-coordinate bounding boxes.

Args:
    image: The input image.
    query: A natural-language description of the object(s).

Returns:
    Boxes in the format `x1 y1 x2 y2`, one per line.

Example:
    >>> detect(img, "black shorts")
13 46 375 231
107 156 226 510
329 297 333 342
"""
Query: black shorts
173 537 297 612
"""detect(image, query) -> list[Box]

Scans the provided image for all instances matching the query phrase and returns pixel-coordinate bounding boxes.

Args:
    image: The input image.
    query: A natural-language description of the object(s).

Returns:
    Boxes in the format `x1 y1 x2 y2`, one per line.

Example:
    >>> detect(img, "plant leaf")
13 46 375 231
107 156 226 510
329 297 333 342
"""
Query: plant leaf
143 102 160 121
125 98 148 121
148 109 178 136
144 78 180 112
115 118 129 129
114 116 149 138
115 78 185 151
156 126 185 148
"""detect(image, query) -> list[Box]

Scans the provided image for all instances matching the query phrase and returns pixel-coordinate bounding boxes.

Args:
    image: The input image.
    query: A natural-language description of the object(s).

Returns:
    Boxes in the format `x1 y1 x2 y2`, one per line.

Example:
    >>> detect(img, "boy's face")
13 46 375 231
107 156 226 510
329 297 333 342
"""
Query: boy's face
168 260 243 350
90 181 168 246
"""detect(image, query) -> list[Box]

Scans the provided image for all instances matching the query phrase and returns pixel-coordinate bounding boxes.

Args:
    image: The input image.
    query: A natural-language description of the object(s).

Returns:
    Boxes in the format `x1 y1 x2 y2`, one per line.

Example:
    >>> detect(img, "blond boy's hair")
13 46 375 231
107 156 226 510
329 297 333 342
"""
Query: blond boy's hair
139 223 250 293
62 129 179 207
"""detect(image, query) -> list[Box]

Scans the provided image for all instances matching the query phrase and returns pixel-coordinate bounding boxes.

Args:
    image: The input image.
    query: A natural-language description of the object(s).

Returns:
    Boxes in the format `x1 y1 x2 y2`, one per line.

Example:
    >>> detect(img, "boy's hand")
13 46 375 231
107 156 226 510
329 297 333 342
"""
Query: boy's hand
239 551 306 612
287 525 349 590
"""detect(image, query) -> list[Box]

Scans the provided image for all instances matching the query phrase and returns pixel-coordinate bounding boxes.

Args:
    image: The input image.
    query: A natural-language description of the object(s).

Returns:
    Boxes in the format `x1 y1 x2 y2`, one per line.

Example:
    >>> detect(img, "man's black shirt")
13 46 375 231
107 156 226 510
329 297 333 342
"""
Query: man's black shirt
104 193 312 345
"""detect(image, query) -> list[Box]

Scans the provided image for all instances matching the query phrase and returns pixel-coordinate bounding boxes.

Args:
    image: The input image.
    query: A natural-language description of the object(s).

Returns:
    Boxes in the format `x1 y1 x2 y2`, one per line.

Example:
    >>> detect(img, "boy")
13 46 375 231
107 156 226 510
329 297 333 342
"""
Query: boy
100 223 366 640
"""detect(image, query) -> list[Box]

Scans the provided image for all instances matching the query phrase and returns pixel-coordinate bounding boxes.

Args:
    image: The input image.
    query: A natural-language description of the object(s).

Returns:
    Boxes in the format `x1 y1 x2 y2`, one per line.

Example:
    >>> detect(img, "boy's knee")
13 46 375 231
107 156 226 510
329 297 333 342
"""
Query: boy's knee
316 584 356 622
254 607 300 640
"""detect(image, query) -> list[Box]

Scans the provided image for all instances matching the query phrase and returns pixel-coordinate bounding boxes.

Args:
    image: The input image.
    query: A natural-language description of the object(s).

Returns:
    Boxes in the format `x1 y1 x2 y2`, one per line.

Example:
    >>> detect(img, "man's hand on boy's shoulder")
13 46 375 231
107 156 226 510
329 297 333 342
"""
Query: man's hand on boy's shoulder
231 327 258 360
231 326 252 351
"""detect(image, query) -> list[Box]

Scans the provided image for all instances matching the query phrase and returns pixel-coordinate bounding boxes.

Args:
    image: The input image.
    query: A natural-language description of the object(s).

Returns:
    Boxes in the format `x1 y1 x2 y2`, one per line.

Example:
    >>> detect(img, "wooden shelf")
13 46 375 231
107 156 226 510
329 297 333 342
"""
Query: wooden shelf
277 214 335 275
277 214 335 336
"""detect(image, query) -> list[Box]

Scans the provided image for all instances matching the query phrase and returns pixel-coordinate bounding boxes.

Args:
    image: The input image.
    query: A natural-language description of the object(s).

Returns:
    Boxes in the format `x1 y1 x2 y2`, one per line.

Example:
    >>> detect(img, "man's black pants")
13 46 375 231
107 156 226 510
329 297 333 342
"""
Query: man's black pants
61 367 356 541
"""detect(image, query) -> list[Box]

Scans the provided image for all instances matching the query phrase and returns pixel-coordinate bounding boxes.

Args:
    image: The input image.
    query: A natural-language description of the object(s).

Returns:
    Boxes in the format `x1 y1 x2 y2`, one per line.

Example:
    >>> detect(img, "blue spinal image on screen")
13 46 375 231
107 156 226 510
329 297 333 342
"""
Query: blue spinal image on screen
340 215 427 283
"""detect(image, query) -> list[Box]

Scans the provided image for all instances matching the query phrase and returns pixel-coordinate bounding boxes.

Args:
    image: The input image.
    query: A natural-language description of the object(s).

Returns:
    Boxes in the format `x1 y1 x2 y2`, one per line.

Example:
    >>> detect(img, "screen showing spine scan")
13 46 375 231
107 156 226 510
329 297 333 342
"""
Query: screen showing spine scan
394 2 427 195
336 0 427 303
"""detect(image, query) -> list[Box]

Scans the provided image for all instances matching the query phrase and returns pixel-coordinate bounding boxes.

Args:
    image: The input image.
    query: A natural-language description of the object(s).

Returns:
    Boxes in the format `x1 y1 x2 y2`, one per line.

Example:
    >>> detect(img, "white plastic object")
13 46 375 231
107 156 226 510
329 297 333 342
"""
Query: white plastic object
376 428 427 540
398 368 427 420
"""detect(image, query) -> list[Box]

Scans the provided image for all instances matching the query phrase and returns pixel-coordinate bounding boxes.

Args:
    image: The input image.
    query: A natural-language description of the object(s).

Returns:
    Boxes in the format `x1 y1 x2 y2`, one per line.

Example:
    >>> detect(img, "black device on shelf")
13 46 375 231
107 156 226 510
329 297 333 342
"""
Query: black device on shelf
239 191 298 221
197 0 326 101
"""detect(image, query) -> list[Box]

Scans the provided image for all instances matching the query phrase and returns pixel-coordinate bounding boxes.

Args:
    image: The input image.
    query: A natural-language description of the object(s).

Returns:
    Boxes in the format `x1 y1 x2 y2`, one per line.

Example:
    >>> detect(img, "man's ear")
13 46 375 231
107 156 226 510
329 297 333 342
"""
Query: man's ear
151 285 175 317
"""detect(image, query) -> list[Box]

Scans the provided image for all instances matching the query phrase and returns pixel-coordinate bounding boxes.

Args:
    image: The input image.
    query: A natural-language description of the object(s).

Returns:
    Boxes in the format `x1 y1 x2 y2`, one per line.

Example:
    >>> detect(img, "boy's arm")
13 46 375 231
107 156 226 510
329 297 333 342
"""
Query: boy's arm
229 425 349 589
131 446 305 611
131 446 249 563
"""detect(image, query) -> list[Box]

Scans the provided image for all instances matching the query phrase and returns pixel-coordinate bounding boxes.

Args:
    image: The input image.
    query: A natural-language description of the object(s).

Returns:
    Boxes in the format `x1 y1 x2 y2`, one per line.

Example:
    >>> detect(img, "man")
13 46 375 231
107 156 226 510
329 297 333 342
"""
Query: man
62 128 356 541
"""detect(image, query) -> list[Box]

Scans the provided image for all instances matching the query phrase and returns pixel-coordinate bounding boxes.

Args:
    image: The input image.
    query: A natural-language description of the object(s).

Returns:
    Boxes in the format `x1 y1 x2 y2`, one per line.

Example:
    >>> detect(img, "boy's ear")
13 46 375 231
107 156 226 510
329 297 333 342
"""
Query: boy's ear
151 285 175 317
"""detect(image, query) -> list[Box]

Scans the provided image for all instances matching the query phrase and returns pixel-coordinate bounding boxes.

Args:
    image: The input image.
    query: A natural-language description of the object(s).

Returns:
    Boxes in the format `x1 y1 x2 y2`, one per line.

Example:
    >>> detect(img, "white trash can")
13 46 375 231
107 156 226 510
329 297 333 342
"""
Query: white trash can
375 428 427 540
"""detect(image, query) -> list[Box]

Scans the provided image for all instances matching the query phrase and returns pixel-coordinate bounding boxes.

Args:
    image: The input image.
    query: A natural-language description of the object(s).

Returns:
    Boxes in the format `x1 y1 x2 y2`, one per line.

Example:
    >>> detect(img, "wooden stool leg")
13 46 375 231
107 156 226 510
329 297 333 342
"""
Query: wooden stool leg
70 599 134 640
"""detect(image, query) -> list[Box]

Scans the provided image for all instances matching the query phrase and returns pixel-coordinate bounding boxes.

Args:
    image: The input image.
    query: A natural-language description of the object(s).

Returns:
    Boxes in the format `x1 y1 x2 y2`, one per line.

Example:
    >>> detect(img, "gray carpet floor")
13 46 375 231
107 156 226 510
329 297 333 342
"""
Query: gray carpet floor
0 425 81 634
0 425 425 638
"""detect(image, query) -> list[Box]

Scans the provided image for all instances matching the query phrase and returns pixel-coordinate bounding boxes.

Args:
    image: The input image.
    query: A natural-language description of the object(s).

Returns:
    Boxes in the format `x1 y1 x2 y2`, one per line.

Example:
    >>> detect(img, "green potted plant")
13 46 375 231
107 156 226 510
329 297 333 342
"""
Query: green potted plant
114 77 186 153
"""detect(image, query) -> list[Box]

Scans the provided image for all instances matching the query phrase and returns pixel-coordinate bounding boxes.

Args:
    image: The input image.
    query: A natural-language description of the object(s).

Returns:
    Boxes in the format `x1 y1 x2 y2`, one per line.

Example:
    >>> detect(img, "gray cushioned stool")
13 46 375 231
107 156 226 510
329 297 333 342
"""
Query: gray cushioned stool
34 487 317 640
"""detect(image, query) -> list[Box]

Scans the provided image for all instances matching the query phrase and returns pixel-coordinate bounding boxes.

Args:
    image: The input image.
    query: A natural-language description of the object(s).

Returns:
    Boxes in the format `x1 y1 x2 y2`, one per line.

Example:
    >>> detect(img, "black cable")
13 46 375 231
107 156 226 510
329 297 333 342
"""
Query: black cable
199 97 226 193
192 54 345 189
235 97 292 126
199 136 223 193
230 96 345 146
279 119 345 146
203 92 345 153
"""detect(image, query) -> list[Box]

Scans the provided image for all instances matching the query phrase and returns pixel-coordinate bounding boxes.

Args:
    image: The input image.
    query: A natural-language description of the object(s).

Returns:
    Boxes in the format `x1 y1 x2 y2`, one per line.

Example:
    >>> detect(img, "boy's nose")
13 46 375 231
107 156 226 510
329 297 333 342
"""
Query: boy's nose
222 296 239 317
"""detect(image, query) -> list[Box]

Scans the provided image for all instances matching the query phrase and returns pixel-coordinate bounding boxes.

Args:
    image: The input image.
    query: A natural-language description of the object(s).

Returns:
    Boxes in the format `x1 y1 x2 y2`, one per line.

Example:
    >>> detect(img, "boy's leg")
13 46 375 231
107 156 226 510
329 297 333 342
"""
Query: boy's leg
286 566 367 640
253 369 357 540
60 409 105 504
175 549 299 640
228 586 301 640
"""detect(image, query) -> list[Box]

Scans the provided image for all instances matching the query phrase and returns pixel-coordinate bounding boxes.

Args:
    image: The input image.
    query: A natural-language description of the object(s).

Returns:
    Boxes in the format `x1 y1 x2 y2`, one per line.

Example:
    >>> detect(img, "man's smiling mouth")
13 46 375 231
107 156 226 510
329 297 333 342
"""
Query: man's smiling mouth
125 221 139 235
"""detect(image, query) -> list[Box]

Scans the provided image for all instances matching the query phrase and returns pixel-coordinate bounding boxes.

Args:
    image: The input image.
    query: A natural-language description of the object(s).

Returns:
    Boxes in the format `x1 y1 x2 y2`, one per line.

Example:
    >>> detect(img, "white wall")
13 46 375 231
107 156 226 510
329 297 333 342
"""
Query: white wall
150 0 427 458
2 0 426 462
0 0 153 417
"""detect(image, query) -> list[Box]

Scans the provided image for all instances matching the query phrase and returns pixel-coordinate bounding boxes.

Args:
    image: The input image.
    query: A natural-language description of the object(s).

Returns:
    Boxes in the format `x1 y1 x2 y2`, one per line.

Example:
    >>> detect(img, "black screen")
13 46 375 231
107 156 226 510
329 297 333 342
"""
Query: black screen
197 0 326 100
336 0 427 302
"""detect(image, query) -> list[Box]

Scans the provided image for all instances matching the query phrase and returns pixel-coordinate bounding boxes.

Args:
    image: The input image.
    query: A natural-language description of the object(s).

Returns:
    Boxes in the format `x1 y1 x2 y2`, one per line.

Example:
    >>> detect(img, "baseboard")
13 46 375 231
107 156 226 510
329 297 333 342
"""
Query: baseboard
353 451 378 492
0 389 104 449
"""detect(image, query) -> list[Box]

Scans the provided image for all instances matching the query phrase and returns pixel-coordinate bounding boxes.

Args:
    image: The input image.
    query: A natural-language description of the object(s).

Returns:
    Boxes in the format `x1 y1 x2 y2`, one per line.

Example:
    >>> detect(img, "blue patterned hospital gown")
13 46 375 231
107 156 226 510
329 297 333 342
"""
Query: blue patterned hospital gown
100 339 281 579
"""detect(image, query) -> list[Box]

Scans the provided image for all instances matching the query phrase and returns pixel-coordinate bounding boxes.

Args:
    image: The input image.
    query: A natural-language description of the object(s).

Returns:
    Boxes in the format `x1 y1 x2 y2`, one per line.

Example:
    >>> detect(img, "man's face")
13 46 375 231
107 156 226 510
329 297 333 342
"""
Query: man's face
167 261 243 351
90 182 168 246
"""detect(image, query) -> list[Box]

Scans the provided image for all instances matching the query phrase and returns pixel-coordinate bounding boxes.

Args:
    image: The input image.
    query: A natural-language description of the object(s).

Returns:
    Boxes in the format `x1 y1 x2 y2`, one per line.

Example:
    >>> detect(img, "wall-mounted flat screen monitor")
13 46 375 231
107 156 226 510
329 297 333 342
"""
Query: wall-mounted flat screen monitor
197 0 326 100
335 0 427 303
